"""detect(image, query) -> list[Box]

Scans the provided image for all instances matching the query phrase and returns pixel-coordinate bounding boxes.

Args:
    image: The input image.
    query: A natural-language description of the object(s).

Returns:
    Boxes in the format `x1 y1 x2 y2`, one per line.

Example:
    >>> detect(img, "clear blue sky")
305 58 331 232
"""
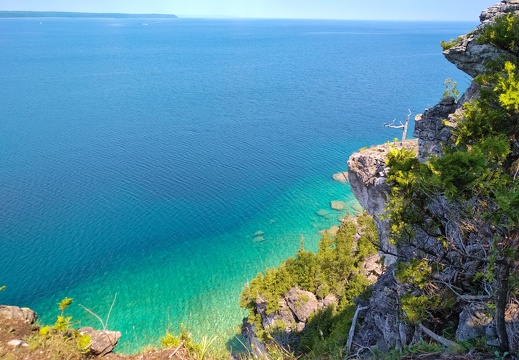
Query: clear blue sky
0 0 497 21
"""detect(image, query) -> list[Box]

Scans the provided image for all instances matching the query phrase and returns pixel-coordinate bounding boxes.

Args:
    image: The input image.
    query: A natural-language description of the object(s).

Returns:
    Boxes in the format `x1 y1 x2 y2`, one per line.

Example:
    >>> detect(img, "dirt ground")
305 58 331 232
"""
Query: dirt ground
0 315 194 360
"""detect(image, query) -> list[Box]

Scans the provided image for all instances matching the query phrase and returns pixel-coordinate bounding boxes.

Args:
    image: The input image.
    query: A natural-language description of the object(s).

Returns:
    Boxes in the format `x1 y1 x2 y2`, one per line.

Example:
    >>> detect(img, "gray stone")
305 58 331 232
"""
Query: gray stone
255 296 295 330
296 322 306 332
7 339 28 347
322 294 338 308
347 143 420 265
284 288 319 323
361 254 382 283
444 0 519 78
456 303 493 341
456 303 519 351
352 266 410 352
242 319 267 358
0 305 37 324
78 327 121 356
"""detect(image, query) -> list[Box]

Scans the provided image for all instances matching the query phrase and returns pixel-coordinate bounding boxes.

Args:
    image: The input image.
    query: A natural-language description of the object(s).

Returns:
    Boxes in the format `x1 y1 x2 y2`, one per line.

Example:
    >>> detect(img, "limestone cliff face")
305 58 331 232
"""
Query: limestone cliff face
347 142 417 265
443 0 519 77
413 82 479 161
346 1 519 354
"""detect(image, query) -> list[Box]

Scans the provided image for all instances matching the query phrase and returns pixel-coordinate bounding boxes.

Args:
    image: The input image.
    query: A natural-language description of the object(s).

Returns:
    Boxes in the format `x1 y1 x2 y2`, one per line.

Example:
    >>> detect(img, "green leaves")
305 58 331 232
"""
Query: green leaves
58 297 73 313
495 61 519 111
430 148 487 200
395 259 431 290
443 78 460 101
479 13 519 55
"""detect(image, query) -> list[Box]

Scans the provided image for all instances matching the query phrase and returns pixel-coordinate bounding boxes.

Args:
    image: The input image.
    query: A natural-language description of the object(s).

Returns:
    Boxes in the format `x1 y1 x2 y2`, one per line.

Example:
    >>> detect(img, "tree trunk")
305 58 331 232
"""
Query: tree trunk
495 258 511 354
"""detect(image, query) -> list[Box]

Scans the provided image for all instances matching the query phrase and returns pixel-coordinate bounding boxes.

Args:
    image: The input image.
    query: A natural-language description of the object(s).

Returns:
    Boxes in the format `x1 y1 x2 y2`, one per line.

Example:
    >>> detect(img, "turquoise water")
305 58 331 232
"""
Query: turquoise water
0 18 473 352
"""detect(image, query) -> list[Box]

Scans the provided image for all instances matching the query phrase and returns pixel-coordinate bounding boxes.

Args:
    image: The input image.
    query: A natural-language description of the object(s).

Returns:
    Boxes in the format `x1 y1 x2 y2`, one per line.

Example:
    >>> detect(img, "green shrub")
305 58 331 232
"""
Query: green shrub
479 13 519 55
440 37 461 51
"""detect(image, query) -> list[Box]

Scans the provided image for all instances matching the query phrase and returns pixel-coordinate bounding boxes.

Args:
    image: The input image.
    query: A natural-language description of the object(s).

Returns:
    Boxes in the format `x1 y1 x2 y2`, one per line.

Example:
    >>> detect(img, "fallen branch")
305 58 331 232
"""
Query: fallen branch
384 109 411 144
419 323 460 350
169 340 184 359
346 305 367 353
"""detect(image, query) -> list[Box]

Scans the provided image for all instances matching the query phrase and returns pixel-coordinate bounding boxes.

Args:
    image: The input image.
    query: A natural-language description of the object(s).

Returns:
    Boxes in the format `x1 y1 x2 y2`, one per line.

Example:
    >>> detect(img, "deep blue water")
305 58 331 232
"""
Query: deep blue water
0 18 474 352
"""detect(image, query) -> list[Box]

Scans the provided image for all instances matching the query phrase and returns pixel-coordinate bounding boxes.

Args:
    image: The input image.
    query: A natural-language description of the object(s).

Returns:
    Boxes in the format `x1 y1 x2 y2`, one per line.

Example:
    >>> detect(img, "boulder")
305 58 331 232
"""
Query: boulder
255 296 295 329
360 253 382 283
78 327 121 356
284 288 319 323
456 303 519 351
321 294 338 308
0 306 37 324
456 303 492 341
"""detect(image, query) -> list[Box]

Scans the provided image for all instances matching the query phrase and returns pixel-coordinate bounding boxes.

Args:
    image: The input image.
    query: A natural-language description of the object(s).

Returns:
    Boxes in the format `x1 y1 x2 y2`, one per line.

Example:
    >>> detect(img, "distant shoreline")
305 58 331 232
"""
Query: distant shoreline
0 11 178 19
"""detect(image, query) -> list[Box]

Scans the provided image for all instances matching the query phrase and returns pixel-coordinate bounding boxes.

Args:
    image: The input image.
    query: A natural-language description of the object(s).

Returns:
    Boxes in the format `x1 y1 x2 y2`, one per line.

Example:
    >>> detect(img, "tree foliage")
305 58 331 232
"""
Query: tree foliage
239 213 378 355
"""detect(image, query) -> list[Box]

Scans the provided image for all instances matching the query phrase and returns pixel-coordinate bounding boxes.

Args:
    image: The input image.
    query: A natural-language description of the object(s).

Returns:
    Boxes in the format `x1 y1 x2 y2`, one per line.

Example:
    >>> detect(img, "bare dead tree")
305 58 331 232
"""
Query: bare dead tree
384 109 411 145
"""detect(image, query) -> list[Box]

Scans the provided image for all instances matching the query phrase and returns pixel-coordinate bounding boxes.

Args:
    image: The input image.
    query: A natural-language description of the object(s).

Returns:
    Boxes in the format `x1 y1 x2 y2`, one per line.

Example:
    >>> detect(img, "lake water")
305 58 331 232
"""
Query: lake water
0 18 473 352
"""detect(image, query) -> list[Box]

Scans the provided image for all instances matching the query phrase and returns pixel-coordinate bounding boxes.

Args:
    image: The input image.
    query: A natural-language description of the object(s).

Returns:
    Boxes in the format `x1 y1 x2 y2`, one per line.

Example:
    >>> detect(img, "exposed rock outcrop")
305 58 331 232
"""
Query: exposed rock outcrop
443 1 519 77
353 266 410 352
251 288 338 335
0 305 36 324
78 327 122 357
241 320 267 358
413 82 480 161
285 288 320 324
347 141 417 265
413 96 458 160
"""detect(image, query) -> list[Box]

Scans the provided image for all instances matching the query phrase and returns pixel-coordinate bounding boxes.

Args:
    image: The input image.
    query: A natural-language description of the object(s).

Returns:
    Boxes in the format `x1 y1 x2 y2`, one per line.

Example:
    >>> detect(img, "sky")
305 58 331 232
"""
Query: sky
0 0 498 21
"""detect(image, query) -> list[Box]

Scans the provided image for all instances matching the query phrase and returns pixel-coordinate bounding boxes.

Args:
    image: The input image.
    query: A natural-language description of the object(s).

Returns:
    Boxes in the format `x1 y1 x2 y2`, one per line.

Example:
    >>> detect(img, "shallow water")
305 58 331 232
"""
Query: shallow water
0 18 474 352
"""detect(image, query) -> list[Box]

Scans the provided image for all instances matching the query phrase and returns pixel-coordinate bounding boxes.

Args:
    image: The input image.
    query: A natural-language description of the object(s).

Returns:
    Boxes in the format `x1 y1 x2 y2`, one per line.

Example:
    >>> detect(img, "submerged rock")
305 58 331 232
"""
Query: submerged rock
330 200 346 210
319 225 340 236
253 236 265 243
332 172 349 183
316 209 329 217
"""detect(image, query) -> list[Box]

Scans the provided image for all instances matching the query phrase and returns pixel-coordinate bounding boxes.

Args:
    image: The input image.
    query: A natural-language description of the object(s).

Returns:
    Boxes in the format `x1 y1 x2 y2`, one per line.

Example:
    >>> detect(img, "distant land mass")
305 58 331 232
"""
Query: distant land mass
0 11 178 19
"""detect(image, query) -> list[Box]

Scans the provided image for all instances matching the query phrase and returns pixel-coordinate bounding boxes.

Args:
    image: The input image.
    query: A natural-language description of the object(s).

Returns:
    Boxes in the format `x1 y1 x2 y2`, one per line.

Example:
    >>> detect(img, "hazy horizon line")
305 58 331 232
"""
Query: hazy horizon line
0 9 480 22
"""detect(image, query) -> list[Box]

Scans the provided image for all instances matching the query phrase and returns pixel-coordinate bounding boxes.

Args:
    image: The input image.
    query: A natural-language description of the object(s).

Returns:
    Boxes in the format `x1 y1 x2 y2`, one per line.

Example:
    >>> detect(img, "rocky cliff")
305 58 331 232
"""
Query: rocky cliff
444 0 519 78
346 1 519 356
